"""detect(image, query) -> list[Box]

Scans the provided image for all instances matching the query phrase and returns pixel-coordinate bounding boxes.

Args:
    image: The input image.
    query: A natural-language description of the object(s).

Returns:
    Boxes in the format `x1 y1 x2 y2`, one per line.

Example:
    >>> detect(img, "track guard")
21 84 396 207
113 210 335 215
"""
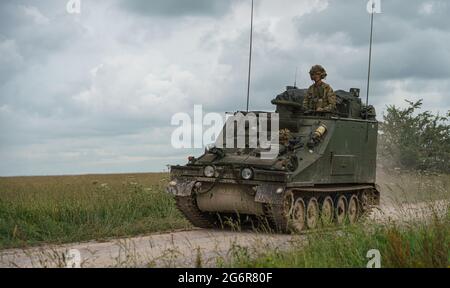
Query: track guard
166 179 196 196
255 184 284 205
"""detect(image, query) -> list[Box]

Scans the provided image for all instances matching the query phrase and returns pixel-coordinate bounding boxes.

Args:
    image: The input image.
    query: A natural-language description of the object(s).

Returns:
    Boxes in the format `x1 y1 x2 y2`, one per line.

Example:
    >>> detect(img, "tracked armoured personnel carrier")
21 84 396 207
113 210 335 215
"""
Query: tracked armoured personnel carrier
167 86 380 232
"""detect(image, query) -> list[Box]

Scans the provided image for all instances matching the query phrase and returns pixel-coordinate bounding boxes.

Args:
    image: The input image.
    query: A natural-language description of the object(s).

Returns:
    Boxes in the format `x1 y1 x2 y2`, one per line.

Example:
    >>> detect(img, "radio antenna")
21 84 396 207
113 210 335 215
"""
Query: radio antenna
246 0 254 112
365 2 376 141
366 3 375 118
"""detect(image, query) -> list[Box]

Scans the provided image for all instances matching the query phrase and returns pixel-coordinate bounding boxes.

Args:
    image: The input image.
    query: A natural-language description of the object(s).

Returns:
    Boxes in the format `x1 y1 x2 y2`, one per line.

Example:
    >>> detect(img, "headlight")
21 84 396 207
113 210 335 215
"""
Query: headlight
203 165 215 177
241 168 253 180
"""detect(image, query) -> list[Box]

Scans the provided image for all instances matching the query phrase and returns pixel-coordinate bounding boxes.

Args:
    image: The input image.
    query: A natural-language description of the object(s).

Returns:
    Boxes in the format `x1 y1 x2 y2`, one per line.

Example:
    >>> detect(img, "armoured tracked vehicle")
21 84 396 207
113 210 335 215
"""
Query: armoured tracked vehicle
167 86 380 232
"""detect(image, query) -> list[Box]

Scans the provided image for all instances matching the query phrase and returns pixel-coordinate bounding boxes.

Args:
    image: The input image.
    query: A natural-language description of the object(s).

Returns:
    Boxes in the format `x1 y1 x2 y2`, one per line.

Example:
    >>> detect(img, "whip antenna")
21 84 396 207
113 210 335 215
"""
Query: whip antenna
246 0 254 112
365 2 376 141
366 2 375 118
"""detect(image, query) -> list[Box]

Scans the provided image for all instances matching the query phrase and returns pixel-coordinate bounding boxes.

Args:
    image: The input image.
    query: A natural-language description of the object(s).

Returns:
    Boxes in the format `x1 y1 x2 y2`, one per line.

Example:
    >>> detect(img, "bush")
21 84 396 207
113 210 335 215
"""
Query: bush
378 100 450 173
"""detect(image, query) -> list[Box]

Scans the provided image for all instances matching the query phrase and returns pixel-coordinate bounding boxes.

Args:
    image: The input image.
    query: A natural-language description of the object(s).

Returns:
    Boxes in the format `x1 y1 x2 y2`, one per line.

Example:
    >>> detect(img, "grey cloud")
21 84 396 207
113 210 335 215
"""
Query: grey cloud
1 0 449 176
189 0 450 112
0 6 86 60
120 0 235 17
372 31 450 80
0 38 25 85
383 1 450 31
294 0 450 46
327 29 450 82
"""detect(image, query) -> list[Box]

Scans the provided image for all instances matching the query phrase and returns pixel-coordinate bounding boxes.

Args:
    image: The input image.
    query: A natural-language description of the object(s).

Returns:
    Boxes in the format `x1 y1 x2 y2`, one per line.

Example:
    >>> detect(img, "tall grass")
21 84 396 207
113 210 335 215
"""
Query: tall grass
1 170 449 269
217 169 450 268
224 200 450 268
0 173 189 249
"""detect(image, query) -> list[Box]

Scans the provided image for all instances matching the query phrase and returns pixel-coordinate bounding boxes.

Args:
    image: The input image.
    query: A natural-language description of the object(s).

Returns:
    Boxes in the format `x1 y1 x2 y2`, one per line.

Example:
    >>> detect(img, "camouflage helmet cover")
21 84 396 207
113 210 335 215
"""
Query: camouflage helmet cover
309 65 327 79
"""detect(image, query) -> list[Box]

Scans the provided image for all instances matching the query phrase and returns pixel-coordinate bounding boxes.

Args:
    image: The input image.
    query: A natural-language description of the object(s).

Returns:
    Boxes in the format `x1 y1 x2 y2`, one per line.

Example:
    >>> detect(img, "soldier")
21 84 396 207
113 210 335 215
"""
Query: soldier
303 65 337 113
279 128 291 146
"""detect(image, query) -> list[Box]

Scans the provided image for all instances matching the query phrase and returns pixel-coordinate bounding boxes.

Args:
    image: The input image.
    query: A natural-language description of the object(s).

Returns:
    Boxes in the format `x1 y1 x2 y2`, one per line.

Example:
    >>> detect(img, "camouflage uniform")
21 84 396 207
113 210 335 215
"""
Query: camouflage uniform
303 82 337 112
279 128 291 146
303 65 337 112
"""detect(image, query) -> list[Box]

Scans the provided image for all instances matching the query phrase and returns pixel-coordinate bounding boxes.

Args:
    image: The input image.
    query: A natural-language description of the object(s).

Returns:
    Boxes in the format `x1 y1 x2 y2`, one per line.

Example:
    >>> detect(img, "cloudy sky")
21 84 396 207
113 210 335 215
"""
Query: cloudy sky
0 0 449 176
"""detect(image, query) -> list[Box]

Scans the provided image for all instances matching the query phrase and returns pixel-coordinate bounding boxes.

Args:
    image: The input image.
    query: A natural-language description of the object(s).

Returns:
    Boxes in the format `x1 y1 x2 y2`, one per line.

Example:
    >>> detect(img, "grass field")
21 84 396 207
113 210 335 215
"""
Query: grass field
223 210 450 268
0 173 189 249
0 168 449 265
219 169 450 268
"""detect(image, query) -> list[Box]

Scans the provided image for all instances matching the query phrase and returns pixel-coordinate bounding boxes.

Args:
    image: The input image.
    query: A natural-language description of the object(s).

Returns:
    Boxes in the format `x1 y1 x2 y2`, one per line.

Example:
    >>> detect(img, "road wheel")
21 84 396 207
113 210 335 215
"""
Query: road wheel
335 195 347 225
283 190 295 217
320 196 334 226
348 195 359 224
306 197 319 229
360 189 377 213
290 198 306 232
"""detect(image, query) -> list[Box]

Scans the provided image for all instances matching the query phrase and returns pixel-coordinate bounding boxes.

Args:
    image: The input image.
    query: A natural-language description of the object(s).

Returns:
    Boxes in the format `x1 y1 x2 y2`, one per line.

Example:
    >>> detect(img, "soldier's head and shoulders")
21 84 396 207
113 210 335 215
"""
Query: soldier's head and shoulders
307 65 334 93
302 65 337 113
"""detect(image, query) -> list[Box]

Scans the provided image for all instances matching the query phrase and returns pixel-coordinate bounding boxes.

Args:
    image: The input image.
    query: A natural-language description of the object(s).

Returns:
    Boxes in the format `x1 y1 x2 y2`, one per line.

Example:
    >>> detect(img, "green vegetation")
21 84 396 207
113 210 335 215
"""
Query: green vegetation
0 172 449 268
221 165 450 268
379 100 450 173
224 207 450 268
221 161 450 268
0 173 189 249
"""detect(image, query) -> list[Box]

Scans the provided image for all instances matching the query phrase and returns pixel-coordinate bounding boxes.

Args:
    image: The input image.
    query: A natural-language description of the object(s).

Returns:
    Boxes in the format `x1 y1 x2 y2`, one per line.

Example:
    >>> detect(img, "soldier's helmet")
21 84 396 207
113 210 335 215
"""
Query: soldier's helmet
309 65 327 79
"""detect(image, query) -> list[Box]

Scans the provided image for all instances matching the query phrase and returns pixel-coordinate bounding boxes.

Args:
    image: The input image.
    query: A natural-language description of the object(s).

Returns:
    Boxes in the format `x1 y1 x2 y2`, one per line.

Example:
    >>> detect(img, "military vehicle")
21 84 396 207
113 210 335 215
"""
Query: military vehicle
166 86 380 232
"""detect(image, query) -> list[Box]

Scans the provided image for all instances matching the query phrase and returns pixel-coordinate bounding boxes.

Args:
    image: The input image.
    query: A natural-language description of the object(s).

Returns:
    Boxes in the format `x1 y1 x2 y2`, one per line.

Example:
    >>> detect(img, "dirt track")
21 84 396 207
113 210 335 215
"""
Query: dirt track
0 200 446 268
0 229 296 268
